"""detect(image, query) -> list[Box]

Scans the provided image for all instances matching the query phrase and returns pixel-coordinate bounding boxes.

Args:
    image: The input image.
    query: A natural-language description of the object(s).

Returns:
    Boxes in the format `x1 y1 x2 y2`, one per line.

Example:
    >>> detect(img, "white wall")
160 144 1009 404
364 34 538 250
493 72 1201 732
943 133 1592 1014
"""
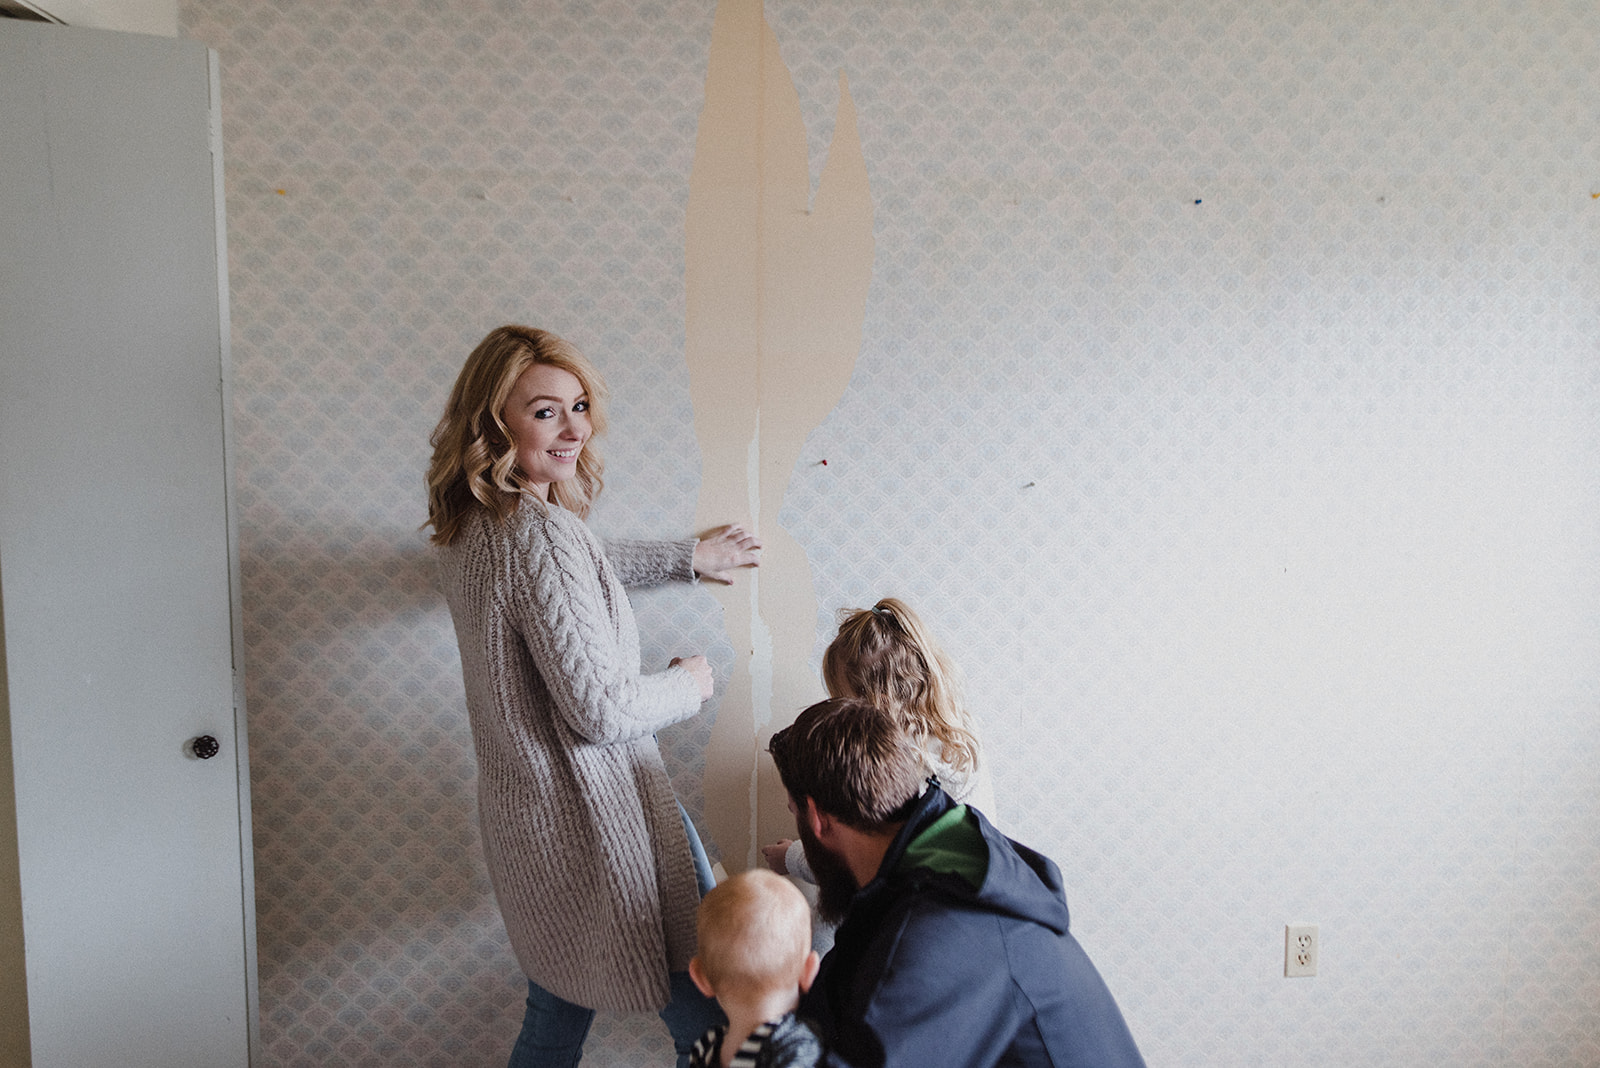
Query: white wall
180 0 1600 1064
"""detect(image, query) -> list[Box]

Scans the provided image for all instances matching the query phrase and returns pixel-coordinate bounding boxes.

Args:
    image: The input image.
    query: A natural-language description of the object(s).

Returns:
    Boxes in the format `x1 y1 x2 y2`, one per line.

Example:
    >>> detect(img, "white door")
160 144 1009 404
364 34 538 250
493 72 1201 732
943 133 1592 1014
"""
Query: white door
0 19 256 1068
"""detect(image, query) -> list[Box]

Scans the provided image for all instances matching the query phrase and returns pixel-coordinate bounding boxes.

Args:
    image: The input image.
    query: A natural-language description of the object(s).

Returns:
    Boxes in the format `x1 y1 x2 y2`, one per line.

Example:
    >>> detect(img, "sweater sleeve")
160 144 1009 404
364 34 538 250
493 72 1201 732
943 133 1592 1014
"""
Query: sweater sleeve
603 537 698 588
507 519 702 746
785 838 814 883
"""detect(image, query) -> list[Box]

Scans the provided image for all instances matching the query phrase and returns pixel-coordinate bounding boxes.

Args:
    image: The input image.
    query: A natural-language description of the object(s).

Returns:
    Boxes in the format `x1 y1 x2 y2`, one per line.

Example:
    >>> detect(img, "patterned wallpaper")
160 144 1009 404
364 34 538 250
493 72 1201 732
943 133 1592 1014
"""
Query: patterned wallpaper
179 0 1600 1065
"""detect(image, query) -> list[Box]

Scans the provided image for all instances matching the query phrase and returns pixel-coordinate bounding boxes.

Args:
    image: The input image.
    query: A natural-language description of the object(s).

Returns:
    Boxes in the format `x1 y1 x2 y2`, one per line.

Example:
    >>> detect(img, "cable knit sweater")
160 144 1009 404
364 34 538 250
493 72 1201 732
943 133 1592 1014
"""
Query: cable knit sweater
438 499 705 1012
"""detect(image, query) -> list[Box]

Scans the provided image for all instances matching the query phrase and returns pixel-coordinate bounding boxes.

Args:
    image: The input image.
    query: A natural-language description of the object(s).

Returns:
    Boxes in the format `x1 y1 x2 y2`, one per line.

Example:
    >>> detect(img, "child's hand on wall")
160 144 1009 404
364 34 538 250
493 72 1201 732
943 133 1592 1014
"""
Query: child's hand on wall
761 839 793 875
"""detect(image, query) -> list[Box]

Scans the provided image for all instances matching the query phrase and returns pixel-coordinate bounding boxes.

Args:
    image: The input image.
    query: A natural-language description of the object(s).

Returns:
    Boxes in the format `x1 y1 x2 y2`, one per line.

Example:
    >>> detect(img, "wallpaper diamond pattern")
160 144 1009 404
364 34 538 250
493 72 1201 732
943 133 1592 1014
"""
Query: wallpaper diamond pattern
179 0 1600 1064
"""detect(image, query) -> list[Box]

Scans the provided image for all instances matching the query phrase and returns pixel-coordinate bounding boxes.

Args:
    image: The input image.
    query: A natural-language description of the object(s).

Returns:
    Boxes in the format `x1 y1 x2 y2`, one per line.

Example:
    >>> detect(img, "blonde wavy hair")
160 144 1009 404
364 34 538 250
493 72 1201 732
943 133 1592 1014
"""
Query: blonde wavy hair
425 325 608 546
821 597 979 777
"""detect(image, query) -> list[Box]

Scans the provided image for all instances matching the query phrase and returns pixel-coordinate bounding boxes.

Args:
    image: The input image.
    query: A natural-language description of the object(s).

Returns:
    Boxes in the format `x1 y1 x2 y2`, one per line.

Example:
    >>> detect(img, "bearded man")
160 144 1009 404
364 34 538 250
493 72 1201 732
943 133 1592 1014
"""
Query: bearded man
767 697 1146 1068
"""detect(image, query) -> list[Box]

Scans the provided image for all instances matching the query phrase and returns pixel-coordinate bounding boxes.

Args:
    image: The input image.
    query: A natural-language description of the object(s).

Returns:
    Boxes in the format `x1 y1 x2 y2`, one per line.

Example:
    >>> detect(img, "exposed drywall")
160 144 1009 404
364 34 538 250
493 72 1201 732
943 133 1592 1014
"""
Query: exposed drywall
685 0 873 869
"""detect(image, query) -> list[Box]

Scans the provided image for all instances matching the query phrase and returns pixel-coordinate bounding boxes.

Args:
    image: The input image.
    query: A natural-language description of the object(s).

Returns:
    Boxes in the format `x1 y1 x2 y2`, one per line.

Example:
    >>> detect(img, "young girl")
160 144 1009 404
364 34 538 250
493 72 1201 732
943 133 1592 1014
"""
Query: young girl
762 597 992 880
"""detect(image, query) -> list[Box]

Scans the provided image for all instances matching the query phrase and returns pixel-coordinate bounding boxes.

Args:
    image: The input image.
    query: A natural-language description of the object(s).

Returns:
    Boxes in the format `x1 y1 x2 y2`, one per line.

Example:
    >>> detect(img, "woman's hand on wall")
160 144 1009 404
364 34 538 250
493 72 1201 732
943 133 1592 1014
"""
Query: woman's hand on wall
670 655 715 701
692 523 761 584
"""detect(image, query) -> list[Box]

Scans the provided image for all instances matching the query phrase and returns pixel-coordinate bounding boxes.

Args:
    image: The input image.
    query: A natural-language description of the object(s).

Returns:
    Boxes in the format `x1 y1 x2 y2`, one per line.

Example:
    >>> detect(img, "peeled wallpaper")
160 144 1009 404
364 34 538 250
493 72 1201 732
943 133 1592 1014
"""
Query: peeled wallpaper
179 0 1600 1065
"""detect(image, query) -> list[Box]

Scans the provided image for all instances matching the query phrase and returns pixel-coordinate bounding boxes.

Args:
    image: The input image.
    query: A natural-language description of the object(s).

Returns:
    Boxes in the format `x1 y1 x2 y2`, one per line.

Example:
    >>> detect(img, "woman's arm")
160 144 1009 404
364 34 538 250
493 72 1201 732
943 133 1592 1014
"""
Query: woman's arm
602 536 698 588
603 523 760 588
510 520 703 746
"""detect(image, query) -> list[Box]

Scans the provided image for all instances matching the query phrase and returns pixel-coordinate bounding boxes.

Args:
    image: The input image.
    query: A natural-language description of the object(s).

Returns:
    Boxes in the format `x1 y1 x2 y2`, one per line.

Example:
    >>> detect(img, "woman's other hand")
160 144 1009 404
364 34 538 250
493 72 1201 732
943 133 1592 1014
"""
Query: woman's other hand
761 839 792 875
692 524 761 584
670 655 715 701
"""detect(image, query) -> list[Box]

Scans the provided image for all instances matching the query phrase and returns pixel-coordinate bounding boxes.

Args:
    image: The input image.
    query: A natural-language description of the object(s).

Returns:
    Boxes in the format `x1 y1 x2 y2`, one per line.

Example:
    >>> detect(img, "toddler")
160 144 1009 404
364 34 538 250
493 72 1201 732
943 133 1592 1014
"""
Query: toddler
688 870 823 1068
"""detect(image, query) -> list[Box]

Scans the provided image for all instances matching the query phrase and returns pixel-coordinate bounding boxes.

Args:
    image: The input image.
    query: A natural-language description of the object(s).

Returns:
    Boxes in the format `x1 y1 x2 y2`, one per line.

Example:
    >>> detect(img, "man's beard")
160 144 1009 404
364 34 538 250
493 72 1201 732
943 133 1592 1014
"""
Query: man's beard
798 818 859 925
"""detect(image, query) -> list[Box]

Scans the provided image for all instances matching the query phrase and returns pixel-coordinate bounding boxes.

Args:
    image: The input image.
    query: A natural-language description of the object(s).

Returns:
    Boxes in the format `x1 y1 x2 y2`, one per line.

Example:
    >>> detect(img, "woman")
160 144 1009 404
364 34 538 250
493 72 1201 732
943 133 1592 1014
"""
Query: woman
425 325 759 1068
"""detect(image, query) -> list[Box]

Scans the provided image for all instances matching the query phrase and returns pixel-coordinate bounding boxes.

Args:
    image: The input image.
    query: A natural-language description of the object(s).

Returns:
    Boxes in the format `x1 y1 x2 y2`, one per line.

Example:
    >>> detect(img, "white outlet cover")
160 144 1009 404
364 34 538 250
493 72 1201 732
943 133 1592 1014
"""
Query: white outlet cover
1285 924 1319 977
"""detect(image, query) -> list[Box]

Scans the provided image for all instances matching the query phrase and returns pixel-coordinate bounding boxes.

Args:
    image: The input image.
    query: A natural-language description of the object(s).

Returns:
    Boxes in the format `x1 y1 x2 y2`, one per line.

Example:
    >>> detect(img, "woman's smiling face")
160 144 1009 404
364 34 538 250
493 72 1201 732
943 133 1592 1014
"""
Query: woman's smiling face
503 362 591 499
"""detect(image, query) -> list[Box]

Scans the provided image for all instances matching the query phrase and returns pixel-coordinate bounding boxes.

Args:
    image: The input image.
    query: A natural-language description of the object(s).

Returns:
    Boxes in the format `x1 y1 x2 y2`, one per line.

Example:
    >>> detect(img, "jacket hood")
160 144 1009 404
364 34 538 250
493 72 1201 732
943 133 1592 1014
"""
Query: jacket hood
866 784 1074 937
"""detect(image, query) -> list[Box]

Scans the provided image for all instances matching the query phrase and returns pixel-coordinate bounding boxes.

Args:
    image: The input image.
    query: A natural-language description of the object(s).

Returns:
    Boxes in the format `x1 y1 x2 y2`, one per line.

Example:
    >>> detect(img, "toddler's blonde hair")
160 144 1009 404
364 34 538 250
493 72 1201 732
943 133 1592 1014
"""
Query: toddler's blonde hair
696 869 812 993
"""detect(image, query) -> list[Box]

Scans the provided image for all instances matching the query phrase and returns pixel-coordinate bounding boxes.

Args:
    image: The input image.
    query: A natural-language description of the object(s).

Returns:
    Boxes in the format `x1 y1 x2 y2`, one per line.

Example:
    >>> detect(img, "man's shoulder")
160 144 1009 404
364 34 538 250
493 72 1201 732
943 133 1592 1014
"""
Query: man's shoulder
819 821 1079 1003
885 869 1022 946
827 866 1008 980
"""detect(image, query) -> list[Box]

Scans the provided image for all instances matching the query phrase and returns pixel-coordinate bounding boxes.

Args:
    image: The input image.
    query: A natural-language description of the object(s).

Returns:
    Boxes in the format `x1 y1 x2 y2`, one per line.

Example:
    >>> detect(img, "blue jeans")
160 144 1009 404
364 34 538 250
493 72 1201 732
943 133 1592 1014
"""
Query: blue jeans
506 803 723 1068
508 970 722 1068
678 798 717 894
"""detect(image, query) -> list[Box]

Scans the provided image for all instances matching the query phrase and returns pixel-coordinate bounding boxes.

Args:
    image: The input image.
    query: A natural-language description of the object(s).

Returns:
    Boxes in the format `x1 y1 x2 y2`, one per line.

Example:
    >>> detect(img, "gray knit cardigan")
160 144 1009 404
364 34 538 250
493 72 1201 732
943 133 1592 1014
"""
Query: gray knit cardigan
439 499 705 1012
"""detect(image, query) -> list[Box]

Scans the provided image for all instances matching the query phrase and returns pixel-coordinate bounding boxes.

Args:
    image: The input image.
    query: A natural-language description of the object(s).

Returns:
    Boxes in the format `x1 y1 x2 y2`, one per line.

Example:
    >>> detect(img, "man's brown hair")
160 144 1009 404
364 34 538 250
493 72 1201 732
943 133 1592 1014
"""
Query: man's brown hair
767 697 926 832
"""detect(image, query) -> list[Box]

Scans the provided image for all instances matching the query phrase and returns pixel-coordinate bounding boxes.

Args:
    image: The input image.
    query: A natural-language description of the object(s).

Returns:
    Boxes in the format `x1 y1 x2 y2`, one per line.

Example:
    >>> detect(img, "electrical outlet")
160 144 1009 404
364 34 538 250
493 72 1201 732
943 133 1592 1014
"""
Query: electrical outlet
1285 924 1318 977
